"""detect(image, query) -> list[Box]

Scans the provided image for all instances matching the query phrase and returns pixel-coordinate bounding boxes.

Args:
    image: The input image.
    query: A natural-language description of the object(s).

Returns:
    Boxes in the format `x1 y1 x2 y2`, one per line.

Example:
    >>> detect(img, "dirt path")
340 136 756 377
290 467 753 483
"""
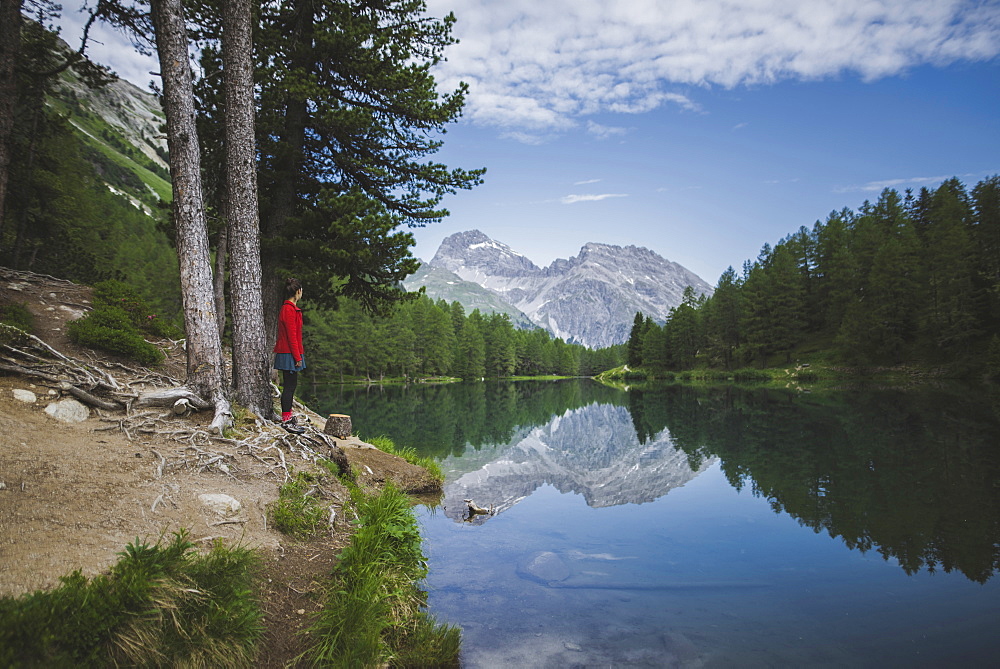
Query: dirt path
0 268 439 666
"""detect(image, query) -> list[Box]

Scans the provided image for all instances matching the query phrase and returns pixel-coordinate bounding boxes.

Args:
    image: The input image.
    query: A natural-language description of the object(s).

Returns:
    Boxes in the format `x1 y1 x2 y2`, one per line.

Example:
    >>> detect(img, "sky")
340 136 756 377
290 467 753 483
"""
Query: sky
54 0 1000 285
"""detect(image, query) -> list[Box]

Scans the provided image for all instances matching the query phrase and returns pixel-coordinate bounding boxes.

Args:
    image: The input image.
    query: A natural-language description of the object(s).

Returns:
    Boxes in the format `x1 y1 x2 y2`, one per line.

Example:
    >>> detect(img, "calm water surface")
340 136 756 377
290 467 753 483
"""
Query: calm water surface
315 380 1000 667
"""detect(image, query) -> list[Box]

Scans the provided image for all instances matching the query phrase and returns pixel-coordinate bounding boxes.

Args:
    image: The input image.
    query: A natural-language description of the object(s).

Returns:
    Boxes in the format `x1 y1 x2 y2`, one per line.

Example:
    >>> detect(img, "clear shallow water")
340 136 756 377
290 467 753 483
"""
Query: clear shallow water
316 381 1000 667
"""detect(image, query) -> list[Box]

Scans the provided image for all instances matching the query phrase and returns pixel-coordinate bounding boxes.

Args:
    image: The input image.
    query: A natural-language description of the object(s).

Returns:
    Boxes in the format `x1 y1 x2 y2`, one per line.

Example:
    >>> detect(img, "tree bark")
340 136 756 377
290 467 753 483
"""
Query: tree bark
213 214 228 340
323 414 352 439
223 0 271 420
150 0 229 431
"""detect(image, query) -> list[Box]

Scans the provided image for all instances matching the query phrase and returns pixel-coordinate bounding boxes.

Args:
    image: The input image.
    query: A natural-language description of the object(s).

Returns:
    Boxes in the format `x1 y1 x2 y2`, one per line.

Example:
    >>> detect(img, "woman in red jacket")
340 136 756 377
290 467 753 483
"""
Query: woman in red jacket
273 277 306 433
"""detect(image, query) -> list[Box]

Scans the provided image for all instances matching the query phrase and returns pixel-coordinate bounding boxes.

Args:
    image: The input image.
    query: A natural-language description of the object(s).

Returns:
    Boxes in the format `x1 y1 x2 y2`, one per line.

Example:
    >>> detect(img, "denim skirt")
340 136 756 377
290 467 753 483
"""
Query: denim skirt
273 353 306 372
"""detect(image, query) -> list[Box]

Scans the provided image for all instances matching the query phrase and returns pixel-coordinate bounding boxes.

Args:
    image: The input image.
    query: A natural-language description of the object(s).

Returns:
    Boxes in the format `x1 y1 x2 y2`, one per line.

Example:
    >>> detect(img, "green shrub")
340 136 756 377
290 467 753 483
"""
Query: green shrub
68 280 181 366
732 368 772 383
0 531 262 668
68 316 164 366
92 280 182 340
0 302 33 332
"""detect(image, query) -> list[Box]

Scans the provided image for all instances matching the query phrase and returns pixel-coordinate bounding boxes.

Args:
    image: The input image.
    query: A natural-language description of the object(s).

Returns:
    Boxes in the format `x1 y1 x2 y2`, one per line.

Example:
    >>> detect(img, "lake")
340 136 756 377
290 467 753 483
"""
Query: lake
314 380 1000 667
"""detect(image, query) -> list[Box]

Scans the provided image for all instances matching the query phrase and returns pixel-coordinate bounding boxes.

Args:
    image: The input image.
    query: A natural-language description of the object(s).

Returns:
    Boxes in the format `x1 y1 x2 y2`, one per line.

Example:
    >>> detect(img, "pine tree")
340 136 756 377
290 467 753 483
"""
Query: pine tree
457 311 486 379
920 179 980 352
250 0 484 328
150 0 228 429
971 176 1000 327
222 0 269 418
626 311 645 367
484 312 517 378
704 266 743 369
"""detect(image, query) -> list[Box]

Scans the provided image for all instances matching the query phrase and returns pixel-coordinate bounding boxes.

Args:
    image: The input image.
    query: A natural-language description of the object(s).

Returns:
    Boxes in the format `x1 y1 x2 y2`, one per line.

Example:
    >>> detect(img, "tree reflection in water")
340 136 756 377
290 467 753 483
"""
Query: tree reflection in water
626 383 1000 583
317 379 1000 583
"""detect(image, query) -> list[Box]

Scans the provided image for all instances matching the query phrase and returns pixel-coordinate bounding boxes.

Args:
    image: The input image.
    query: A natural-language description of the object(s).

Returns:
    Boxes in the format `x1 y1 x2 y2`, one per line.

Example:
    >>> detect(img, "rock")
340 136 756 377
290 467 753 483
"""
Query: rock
12 389 37 404
44 398 89 423
519 551 570 584
58 304 86 320
198 493 241 517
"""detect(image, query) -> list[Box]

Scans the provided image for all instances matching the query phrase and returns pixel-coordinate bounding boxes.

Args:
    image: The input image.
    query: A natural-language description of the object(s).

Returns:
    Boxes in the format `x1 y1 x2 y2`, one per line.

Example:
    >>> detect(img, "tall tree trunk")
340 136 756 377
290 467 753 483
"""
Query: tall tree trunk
150 0 229 431
223 0 271 419
0 0 20 244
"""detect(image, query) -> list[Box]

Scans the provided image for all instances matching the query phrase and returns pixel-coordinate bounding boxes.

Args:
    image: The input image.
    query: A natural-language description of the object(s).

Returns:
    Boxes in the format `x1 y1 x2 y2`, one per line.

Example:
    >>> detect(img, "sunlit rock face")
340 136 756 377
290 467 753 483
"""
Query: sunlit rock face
423 230 713 348
441 402 716 522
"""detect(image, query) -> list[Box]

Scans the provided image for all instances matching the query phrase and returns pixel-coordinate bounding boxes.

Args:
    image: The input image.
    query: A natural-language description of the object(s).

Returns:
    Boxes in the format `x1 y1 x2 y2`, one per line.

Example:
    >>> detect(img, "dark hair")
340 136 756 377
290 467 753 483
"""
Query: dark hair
284 277 302 299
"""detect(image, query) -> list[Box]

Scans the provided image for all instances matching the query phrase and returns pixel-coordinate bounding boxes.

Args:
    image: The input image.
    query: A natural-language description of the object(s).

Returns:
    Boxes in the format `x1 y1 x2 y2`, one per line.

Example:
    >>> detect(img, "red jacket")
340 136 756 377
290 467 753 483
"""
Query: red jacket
273 300 304 362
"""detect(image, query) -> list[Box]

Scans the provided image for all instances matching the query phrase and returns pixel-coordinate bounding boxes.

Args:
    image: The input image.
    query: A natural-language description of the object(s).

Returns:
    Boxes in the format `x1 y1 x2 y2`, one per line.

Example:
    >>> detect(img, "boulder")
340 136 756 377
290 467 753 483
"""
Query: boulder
43 398 89 423
198 493 241 517
12 389 37 404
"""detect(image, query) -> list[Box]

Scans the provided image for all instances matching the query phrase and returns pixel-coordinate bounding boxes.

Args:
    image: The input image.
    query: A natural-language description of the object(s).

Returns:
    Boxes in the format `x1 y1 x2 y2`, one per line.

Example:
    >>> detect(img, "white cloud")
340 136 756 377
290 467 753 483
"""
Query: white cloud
56 4 159 89
586 121 627 139
428 0 1000 132
561 193 629 204
574 178 602 185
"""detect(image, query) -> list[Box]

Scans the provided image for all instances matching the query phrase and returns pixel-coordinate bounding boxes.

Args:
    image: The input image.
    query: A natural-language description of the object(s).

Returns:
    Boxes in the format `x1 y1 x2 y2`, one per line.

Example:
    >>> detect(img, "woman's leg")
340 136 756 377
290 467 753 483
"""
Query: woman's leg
281 370 298 417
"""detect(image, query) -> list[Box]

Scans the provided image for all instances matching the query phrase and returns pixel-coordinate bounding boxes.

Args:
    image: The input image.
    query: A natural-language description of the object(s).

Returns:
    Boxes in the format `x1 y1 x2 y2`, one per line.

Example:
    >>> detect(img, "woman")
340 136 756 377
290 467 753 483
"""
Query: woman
273 277 306 434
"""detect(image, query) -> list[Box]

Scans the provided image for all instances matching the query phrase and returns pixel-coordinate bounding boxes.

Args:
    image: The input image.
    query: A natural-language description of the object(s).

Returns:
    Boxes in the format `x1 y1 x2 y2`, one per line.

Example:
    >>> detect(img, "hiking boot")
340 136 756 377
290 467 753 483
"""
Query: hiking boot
281 420 305 434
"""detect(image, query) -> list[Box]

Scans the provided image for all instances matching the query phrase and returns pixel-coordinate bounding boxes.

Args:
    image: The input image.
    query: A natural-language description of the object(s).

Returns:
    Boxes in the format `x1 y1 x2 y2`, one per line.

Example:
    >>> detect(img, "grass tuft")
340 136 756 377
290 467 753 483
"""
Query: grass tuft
0 530 262 668
302 482 460 668
267 471 331 539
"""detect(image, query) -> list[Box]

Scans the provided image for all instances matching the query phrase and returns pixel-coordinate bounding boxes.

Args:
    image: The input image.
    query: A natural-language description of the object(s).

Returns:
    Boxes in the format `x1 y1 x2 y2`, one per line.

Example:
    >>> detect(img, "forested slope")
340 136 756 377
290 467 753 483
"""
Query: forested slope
626 177 1000 376
1 20 180 318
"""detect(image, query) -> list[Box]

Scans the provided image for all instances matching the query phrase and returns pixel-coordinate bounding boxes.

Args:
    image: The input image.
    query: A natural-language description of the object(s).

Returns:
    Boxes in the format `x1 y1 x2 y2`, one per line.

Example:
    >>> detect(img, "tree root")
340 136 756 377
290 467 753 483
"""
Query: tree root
1 322 350 488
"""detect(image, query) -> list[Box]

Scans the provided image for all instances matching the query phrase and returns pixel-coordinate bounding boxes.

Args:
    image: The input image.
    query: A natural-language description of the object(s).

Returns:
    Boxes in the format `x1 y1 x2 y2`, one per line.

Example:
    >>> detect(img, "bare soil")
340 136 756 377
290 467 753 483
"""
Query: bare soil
0 268 439 667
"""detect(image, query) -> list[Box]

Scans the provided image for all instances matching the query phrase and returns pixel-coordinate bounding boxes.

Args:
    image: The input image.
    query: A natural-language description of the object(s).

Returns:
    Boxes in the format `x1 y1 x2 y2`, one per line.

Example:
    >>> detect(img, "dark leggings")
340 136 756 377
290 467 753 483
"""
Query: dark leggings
280 370 299 414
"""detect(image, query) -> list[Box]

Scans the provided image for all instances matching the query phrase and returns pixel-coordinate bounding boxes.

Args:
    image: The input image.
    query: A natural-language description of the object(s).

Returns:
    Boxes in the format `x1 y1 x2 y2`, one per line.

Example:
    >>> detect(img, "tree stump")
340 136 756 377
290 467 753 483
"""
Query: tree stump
324 414 352 439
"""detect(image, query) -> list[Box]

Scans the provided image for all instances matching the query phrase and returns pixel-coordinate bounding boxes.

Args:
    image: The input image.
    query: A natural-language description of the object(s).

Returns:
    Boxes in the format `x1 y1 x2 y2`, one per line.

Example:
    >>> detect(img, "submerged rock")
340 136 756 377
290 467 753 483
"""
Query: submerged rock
518 551 570 585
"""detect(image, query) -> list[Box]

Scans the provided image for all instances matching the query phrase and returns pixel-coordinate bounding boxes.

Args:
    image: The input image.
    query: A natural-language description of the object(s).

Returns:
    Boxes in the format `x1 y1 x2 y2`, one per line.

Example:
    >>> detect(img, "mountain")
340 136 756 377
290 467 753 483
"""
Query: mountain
411 230 713 348
50 33 171 208
3 27 181 316
404 263 536 329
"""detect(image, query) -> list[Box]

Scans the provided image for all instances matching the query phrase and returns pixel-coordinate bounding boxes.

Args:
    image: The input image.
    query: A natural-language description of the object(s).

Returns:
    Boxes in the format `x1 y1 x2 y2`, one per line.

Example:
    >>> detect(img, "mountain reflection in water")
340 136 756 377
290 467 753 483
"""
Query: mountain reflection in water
317 379 1000 583
317 380 1000 666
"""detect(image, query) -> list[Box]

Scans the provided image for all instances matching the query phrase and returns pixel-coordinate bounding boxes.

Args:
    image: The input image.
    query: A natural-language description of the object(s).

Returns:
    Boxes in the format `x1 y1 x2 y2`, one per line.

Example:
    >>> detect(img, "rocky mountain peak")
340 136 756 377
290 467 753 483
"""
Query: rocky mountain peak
431 230 540 276
415 230 713 348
